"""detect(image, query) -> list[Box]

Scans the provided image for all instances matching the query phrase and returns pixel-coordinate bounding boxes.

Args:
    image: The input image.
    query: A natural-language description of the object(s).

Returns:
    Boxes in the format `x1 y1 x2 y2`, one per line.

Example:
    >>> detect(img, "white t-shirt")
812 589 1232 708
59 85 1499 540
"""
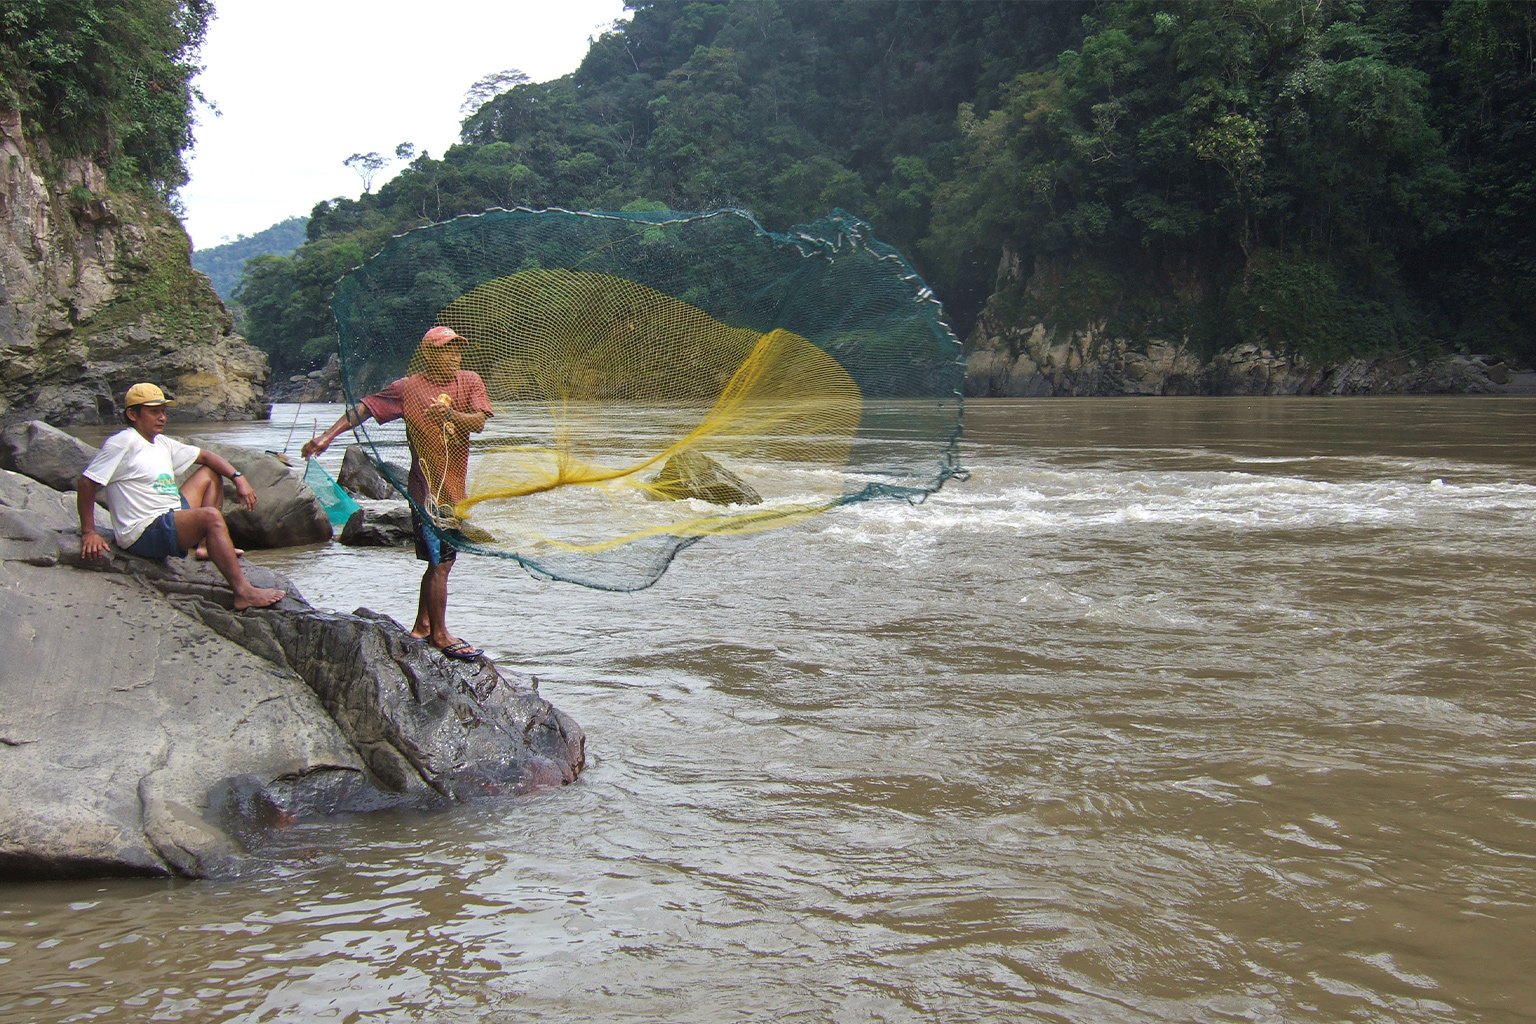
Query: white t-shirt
82 428 202 546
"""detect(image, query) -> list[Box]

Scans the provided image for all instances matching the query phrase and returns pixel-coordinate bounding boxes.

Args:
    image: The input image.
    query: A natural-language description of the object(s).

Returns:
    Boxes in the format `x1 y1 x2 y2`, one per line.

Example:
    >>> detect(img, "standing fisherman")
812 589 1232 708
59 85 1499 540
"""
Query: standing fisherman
303 326 493 659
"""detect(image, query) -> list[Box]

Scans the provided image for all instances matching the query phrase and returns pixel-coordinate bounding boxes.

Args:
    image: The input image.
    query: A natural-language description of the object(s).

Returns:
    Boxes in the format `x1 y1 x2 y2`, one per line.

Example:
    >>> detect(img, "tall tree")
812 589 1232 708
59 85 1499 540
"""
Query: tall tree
344 151 387 194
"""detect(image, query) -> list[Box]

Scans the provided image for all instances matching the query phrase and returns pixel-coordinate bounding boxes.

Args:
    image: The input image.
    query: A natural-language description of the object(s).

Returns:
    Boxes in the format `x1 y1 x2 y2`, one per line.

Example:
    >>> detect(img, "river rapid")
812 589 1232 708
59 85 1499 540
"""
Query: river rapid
3 397 1534 1024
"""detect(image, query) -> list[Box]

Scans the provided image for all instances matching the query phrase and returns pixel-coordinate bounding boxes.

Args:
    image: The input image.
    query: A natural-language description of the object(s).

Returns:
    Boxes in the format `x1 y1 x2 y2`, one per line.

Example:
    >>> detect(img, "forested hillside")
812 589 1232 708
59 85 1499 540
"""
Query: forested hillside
233 0 1534 383
192 216 307 301
0 0 269 424
0 0 207 198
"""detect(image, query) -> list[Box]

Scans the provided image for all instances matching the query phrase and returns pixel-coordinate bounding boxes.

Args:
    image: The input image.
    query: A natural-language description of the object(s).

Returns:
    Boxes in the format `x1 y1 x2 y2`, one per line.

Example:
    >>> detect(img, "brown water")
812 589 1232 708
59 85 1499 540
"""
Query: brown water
4 397 1534 1023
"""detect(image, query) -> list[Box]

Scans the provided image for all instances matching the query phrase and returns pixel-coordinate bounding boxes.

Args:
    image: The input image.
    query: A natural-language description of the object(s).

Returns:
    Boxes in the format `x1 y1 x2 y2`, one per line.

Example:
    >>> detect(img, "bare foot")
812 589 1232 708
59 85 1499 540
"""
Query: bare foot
233 586 285 610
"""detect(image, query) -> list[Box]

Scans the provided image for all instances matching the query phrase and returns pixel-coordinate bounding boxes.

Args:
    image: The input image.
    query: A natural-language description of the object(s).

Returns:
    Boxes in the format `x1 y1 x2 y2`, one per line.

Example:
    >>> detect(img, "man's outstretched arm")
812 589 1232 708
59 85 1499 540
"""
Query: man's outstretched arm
302 403 373 460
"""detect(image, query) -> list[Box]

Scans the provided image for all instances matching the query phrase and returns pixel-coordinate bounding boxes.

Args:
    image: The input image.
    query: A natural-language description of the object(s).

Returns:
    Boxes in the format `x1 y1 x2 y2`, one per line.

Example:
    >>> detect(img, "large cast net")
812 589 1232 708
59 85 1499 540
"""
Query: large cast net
331 207 965 591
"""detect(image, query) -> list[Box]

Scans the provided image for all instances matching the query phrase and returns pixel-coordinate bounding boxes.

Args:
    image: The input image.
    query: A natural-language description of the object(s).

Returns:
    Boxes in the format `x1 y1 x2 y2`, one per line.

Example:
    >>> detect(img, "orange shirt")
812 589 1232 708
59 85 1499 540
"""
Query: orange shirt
362 371 492 506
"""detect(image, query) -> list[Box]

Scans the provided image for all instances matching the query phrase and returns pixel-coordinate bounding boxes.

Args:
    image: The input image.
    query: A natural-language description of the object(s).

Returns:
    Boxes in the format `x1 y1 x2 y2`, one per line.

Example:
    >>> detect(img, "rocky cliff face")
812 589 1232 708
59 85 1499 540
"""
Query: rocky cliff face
964 249 1521 398
0 109 269 426
965 325 1517 398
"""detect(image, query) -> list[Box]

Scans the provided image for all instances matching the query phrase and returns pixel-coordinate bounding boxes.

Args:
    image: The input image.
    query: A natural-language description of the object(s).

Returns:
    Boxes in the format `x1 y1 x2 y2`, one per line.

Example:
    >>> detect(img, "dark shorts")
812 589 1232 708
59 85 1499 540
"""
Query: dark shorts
411 508 457 566
125 498 189 560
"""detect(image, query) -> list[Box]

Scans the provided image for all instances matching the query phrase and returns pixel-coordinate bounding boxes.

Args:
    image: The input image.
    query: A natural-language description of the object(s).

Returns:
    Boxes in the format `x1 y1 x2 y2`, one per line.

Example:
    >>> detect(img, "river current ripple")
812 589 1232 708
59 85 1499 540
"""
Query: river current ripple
3 397 1533 1023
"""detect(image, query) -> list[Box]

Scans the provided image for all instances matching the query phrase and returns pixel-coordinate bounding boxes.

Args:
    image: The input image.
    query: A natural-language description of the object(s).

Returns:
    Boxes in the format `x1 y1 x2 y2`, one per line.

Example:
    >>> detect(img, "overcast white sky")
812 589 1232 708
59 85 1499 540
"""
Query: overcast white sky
178 0 629 250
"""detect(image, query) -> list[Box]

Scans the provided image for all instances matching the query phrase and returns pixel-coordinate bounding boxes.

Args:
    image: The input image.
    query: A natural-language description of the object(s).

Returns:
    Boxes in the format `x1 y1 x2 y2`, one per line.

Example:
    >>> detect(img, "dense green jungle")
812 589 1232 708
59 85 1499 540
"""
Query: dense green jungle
5 0 1534 384
191 215 307 301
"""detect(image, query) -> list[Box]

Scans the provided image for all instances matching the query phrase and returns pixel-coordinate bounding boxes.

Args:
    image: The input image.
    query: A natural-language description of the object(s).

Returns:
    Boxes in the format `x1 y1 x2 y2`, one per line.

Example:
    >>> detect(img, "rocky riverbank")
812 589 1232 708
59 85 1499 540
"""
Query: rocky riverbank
266 352 346 404
965 321 1533 398
0 441 585 882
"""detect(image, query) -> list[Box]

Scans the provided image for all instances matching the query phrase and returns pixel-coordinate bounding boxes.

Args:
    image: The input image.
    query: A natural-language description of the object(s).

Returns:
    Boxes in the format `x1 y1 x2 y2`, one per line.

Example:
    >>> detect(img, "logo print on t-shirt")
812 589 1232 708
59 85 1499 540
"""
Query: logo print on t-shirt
153 473 178 496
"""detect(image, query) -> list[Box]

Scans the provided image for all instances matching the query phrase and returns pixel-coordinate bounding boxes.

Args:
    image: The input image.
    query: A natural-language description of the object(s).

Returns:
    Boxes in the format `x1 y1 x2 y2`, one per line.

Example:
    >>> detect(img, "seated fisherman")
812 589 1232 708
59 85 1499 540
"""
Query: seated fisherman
77 382 285 611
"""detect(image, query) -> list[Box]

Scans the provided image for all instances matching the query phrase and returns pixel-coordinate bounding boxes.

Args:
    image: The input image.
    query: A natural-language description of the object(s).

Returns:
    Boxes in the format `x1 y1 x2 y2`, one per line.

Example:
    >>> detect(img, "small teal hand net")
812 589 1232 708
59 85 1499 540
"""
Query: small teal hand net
303 456 361 529
330 207 965 591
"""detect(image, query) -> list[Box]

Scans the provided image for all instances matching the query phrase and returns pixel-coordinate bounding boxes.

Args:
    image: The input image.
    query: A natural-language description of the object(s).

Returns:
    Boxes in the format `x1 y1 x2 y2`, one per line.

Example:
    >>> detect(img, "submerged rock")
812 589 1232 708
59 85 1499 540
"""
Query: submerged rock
0 469 585 881
649 450 763 506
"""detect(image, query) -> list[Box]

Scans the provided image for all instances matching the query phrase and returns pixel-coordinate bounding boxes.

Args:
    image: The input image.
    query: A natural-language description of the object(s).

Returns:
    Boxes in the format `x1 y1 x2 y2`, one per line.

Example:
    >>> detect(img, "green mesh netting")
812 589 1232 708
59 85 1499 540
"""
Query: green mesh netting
330 207 965 591
303 457 360 529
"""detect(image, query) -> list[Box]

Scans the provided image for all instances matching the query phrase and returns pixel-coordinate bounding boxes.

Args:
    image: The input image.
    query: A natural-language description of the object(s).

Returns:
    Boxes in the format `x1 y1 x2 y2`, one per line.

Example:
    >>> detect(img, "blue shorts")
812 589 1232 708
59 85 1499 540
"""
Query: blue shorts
125 499 189 560
412 508 457 566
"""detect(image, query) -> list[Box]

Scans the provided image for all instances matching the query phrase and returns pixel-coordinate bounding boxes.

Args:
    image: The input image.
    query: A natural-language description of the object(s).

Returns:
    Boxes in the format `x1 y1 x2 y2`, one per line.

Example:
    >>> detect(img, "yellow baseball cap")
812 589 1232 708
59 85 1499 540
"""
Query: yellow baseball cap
124 382 175 407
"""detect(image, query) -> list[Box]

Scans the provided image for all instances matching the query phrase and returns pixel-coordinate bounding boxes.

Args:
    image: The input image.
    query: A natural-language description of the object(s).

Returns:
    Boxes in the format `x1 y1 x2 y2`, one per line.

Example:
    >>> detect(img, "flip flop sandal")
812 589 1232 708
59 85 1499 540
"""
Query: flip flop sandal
437 640 483 661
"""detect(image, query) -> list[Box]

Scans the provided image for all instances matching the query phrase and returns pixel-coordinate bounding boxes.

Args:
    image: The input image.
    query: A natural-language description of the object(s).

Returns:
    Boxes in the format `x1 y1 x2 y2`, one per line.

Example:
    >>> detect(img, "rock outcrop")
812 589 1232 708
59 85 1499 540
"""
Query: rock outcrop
0 468 585 880
963 246 1529 397
189 439 333 549
0 109 269 427
267 352 345 404
338 443 407 500
966 323 1521 398
0 418 99 491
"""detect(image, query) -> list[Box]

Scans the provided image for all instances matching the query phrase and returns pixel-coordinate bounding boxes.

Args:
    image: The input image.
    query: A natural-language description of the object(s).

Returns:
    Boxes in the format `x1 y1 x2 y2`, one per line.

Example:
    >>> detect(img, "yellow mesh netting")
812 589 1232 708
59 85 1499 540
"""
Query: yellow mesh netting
332 208 965 591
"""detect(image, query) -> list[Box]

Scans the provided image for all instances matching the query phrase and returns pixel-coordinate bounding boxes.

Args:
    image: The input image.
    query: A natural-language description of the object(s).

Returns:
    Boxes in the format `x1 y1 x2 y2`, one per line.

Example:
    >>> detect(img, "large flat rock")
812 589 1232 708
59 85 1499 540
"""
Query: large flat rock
0 469 585 880
0 557 357 878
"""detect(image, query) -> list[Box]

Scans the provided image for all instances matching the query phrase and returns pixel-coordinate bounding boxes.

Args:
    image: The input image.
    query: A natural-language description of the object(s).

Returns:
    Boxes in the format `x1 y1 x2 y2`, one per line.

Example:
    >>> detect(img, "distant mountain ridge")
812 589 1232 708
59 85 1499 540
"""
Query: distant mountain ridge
191 216 308 301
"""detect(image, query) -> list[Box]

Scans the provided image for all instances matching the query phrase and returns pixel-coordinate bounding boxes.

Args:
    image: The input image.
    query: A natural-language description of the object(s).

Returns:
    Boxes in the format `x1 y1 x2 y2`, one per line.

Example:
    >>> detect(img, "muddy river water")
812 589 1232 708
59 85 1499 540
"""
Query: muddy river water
3 397 1533 1023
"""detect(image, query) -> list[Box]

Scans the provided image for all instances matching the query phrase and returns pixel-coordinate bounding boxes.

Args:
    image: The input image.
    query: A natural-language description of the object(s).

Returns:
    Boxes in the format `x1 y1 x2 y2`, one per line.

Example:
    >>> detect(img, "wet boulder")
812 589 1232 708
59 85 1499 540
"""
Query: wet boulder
339 498 413 547
338 443 407 500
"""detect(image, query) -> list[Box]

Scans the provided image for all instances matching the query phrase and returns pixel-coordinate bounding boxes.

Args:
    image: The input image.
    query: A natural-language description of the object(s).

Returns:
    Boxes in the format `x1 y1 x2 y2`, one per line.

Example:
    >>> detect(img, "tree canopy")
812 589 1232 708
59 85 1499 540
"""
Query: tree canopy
14 0 1524 375
0 0 211 198
925 0 1536 362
